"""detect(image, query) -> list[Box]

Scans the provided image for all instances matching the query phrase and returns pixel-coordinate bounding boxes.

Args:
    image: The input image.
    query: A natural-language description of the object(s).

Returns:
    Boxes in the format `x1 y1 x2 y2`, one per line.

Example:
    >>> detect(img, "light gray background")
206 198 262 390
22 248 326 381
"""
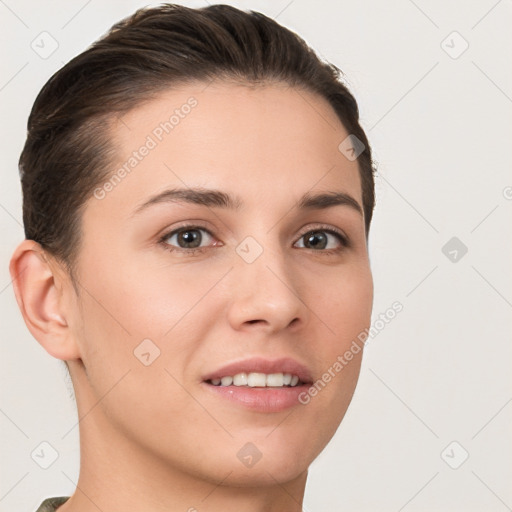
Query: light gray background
1 1 511 510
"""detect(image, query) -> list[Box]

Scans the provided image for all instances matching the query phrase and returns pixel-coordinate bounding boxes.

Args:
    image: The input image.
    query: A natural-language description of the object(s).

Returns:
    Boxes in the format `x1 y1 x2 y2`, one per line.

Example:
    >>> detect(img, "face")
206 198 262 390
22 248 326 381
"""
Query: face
68 81 373 486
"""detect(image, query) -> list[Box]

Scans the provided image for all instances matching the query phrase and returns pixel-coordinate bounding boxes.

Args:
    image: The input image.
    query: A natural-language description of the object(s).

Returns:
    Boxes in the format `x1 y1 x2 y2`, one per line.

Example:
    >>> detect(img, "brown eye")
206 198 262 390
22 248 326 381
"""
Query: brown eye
176 229 202 248
161 226 215 250
295 228 347 251
303 231 328 250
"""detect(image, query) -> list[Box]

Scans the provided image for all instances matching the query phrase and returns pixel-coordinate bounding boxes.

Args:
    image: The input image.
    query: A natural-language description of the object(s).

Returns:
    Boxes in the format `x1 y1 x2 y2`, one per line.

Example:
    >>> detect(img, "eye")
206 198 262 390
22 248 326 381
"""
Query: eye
158 224 349 255
160 225 217 253
294 227 348 251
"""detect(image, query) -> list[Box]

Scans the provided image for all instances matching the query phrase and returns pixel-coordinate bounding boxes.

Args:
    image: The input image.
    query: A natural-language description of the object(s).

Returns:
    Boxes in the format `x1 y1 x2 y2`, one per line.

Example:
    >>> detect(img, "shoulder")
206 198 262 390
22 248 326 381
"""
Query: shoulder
35 496 70 512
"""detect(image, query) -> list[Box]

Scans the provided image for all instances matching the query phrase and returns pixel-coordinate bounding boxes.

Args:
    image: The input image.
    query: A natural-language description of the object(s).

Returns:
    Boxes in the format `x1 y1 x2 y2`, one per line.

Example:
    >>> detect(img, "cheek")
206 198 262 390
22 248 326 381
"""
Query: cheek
314 261 373 344
71 263 210 441
72 255 230 403
78 253 222 340
303 262 372 414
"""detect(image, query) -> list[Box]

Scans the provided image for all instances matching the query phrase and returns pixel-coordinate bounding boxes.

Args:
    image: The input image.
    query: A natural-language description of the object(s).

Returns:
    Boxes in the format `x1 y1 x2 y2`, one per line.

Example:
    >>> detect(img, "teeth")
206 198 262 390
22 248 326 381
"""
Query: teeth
247 372 266 387
266 373 284 387
233 373 248 386
209 372 302 387
220 376 233 386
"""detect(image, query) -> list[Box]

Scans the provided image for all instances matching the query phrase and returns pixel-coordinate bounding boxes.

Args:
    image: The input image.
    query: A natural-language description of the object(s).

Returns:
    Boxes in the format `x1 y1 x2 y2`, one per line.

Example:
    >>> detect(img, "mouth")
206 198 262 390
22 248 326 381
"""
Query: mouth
206 372 303 388
201 357 313 412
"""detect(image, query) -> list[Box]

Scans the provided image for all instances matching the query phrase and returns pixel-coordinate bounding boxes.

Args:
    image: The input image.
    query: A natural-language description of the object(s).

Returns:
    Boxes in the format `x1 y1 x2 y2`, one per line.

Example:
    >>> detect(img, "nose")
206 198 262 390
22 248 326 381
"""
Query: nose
226 243 308 334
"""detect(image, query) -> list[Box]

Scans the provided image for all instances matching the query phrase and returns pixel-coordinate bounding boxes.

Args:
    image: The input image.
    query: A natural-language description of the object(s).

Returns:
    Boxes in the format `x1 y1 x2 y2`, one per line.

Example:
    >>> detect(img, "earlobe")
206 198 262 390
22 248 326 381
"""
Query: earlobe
9 240 81 361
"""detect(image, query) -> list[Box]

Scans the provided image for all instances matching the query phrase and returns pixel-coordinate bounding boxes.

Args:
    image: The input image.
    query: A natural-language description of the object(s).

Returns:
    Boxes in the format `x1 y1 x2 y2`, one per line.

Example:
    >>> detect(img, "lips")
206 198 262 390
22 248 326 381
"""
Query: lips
201 358 313 412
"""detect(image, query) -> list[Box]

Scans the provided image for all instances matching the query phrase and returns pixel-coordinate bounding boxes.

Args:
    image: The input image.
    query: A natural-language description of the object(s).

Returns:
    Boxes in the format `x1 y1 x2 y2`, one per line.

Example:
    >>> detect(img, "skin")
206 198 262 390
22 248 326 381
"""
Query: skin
10 81 373 512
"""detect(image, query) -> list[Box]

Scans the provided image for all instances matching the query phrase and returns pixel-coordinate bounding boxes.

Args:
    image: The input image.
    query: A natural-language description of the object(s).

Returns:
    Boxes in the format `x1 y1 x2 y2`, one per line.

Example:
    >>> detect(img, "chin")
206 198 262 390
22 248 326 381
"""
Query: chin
206 429 324 487
214 453 311 488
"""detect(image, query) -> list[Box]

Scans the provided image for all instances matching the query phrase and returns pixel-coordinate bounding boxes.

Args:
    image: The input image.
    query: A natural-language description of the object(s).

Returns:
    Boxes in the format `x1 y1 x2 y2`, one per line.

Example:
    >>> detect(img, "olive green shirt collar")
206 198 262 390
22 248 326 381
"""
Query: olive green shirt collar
35 496 70 512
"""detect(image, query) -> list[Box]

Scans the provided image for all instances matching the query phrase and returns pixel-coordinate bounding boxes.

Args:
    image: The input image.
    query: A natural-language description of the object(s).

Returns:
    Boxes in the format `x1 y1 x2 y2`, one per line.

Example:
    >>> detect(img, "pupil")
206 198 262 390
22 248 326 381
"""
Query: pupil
178 230 201 248
306 231 327 249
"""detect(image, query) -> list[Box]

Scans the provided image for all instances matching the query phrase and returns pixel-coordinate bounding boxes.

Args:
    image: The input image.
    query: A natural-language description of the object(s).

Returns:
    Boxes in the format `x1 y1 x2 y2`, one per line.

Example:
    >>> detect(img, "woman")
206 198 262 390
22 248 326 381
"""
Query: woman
10 3 376 511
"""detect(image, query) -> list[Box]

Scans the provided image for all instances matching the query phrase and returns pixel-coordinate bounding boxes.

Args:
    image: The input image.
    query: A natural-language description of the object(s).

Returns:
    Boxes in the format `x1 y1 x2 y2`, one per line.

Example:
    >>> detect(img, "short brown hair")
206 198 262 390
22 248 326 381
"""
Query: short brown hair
19 3 376 275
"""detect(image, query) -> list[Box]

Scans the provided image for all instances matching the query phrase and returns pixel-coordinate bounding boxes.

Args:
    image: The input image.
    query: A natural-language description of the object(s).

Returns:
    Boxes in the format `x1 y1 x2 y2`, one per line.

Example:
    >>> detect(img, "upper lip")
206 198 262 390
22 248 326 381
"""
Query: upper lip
202 357 313 383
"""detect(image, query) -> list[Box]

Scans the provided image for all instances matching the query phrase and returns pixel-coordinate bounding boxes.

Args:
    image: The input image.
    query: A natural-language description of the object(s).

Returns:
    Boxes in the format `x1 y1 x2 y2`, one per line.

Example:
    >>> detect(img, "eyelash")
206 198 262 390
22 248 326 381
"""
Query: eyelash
158 224 350 256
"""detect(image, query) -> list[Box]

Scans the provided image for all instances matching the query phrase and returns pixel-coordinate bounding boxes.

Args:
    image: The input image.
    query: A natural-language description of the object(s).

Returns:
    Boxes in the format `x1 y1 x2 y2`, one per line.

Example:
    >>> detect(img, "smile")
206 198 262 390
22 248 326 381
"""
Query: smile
202 357 313 412
208 372 301 387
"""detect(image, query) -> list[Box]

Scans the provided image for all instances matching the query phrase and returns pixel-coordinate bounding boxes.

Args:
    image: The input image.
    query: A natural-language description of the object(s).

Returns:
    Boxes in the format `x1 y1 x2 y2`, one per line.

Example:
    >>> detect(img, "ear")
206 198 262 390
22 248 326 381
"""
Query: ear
9 240 81 361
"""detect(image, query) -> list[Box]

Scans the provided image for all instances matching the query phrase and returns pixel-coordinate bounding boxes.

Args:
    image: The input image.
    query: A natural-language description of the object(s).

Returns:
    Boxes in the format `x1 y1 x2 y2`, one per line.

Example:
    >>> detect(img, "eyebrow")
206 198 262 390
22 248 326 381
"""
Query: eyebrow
132 187 363 217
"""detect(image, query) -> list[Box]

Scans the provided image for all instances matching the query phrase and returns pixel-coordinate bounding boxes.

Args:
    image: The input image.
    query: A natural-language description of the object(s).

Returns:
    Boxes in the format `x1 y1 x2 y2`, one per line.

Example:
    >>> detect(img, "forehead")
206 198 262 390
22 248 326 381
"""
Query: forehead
88 81 363 220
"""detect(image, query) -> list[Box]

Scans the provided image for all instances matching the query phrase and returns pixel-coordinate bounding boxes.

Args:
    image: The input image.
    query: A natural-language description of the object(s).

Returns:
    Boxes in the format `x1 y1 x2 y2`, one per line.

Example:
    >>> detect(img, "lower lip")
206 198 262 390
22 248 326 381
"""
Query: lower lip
202 382 309 413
